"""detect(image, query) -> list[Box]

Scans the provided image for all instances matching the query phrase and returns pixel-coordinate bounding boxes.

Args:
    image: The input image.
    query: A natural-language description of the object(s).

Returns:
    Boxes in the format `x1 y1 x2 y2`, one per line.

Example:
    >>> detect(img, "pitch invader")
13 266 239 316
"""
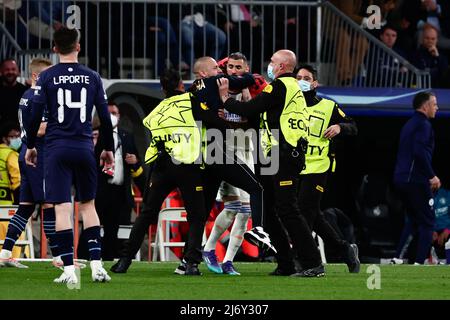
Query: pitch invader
25 27 115 284
202 52 268 275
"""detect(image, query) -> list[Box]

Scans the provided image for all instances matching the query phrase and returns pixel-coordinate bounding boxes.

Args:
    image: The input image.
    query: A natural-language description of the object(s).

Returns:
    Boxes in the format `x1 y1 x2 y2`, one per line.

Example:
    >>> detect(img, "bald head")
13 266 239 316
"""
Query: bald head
275 50 297 72
268 50 297 80
193 56 221 79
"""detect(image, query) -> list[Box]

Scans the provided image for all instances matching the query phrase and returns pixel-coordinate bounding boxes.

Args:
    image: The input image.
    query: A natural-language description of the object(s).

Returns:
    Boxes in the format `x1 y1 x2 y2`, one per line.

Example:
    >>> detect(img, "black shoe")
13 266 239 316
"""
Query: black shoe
269 266 296 276
185 262 202 276
244 227 277 256
174 259 187 275
110 257 132 273
291 264 325 277
343 243 360 273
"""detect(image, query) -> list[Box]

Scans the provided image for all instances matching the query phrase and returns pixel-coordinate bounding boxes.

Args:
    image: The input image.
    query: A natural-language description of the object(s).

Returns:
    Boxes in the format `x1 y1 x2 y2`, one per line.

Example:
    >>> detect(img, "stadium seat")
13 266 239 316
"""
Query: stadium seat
0 205 34 259
151 207 187 261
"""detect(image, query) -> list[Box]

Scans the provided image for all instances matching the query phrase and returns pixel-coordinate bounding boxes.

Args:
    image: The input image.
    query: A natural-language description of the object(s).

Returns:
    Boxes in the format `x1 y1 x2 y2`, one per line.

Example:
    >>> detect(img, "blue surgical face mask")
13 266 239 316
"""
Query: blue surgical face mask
267 64 275 80
298 79 312 92
9 137 22 151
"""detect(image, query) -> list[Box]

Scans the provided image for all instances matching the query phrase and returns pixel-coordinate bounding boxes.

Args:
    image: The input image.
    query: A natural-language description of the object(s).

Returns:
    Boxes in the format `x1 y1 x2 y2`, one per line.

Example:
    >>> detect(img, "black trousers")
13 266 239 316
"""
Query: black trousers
122 156 208 264
298 173 347 253
202 158 264 227
96 183 131 260
262 153 322 270
179 151 265 260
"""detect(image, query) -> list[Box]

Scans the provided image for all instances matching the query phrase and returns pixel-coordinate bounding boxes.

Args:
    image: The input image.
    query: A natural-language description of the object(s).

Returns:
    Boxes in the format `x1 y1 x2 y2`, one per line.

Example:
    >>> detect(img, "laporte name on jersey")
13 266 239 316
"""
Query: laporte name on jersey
53 74 90 85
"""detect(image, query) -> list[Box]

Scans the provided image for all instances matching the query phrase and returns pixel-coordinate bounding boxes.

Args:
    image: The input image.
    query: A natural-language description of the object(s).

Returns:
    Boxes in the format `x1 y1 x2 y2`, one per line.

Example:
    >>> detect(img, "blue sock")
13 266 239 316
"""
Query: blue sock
54 229 74 266
2 205 35 251
84 226 102 261
42 207 59 257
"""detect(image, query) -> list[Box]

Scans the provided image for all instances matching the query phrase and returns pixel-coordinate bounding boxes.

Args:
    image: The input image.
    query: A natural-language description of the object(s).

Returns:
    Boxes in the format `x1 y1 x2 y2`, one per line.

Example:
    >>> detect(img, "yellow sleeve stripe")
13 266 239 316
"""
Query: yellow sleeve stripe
131 166 144 178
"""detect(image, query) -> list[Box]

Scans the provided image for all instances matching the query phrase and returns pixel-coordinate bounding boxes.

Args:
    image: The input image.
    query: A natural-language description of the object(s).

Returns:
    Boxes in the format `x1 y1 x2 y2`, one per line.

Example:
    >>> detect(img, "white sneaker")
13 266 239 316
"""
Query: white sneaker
390 258 404 265
54 266 78 284
0 258 29 268
244 226 277 255
90 260 111 282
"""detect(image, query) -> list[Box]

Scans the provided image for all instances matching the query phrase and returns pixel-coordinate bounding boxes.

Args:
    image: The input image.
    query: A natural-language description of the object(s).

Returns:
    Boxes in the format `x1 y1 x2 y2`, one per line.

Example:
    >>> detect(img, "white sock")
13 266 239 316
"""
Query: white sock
204 201 240 252
0 249 12 259
90 260 103 269
64 265 75 274
224 212 249 263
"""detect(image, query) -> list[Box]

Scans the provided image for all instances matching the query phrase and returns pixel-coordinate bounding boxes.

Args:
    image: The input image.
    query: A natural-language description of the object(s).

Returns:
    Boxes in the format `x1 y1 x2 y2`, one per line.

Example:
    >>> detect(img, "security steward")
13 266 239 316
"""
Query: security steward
296 64 360 274
111 69 228 275
218 50 325 277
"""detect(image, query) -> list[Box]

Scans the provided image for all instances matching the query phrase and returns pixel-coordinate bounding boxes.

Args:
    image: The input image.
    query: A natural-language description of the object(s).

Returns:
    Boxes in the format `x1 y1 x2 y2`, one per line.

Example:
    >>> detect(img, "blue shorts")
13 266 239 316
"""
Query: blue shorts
45 146 98 203
19 144 45 203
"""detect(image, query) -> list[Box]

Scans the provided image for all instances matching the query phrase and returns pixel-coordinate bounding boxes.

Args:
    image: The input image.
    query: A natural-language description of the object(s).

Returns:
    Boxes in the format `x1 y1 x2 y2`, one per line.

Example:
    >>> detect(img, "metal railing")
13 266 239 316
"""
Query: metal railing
0 0 430 88
1 0 321 79
320 2 431 88
0 23 21 61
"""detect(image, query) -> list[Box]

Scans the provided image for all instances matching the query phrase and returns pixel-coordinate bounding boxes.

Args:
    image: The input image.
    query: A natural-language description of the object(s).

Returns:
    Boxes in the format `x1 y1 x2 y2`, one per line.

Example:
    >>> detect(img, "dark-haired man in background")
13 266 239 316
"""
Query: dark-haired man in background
393 91 440 265
0 59 27 126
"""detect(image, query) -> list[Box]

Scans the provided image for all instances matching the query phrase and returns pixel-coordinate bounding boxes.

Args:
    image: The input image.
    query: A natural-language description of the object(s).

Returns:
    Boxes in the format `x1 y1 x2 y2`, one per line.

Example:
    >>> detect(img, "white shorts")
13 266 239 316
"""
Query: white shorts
217 149 255 203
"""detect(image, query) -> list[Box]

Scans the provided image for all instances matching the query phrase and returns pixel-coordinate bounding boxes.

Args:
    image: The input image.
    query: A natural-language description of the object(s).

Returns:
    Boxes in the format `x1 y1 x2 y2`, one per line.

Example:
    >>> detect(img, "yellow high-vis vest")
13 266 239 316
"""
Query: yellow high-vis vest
142 93 202 165
0 146 15 205
260 77 309 156
301 98 335 175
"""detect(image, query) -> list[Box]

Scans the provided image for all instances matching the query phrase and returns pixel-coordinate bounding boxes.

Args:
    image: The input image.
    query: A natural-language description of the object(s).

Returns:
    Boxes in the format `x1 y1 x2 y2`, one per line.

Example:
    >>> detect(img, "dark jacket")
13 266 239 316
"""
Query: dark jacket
410 46 448 88
96 128 144 208
394 111 435 185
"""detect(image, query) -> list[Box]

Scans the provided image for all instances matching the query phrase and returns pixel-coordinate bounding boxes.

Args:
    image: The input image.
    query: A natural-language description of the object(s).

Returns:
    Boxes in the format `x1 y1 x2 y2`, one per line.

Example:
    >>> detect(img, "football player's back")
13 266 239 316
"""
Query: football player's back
35 62 105 149
25 27 114 285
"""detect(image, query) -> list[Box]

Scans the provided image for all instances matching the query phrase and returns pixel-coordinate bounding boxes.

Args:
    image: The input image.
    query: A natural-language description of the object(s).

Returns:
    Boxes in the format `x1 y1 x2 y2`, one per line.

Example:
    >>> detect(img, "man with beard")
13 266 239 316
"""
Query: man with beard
0 59 27 126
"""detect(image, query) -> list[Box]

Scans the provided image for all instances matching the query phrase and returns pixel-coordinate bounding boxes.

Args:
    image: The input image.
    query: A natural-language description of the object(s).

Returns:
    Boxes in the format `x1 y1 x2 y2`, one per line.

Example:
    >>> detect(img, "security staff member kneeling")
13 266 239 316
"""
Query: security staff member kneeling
296 64 360 274
218 50 325 277
111 69 228 275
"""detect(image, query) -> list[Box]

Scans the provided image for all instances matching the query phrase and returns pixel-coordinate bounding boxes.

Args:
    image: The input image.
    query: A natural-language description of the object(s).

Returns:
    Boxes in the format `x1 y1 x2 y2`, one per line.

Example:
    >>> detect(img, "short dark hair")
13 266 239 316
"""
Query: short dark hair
53 27 80 55
107 99 117 107
380 24 398 35
228 52 248 64
0 57 17 68
297 63 318 81
160 69 181 94
413 91 435 110
0 121 20 139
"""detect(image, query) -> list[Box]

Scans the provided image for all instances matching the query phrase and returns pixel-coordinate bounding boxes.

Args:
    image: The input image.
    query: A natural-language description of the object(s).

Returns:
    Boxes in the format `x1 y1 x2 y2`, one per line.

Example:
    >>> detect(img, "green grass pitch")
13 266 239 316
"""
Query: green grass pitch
1 262 450 300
